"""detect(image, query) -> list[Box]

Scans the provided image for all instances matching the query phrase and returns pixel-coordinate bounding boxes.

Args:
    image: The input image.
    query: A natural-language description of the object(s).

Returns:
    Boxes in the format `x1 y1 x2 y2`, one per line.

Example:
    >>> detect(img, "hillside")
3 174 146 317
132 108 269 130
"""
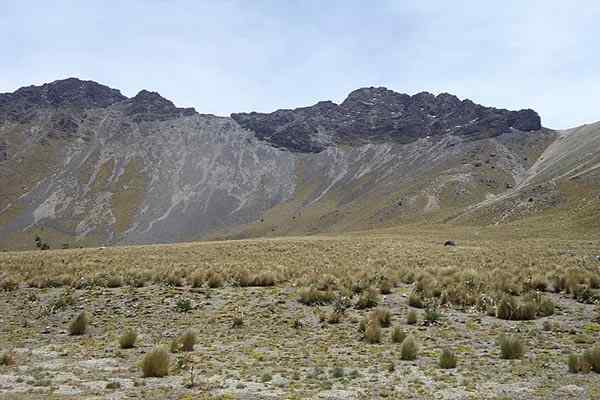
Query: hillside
0 78 598 250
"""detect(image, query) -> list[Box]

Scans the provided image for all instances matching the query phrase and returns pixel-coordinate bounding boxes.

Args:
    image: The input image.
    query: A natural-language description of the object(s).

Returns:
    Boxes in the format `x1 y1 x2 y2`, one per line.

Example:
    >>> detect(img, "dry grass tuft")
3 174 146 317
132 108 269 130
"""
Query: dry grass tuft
400 335 418 360
142 347 170 377
69 311 89 335
370 308 392 327
439 348 457 369
298 288 335 306
498 334 525 359
180 330 197 352
355 287 380 309
391 326 407 344
0 351 16 366
119 328 137 349
364 319 382 344
407 310 418 325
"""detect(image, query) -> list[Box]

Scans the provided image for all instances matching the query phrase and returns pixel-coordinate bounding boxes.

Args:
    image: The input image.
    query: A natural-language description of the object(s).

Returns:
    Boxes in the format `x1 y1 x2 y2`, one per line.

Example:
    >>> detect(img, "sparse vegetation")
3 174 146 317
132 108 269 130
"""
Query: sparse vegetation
0 228 599 397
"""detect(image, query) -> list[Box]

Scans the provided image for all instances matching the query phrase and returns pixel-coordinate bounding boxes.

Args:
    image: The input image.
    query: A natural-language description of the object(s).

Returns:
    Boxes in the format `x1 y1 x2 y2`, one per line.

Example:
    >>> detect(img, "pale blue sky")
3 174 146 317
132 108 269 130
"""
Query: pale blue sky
1 0 599 128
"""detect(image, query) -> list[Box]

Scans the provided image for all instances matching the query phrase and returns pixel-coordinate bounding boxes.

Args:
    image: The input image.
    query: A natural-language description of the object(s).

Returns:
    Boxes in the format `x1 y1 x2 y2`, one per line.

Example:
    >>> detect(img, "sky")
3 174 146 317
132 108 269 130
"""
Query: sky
1 0 599 129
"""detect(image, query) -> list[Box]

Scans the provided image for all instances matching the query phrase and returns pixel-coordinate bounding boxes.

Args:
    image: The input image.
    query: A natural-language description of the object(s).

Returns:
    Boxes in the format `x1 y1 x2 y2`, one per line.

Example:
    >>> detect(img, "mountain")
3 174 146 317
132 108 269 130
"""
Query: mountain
0 78 597 249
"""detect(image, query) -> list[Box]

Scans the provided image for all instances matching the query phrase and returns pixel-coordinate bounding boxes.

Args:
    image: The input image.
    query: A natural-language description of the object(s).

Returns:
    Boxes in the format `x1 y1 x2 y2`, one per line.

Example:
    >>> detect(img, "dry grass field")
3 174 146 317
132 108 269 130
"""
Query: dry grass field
1 224 600 399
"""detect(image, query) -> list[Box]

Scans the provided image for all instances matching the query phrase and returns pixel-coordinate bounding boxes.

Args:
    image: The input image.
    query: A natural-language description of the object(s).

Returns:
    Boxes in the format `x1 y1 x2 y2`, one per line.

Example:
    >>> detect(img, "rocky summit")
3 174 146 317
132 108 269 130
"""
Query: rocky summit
0 78 598 250
232 87 541 152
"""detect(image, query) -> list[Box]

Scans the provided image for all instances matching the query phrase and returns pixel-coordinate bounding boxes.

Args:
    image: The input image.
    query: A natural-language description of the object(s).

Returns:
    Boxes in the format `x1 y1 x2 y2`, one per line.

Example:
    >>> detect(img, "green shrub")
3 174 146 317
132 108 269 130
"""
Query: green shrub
365 320 382 344
69 311 89 335
180 330 197 352
391 326 406 344
424 307 441 324
142 347 169 377
355 287 380 309
298 288 335 306
537 297 555 317
175 298 192 313
406 310 418 325
400 335 418 360
408 293 424 308
439 348 457 369
119 329 137 349
498 335 525 359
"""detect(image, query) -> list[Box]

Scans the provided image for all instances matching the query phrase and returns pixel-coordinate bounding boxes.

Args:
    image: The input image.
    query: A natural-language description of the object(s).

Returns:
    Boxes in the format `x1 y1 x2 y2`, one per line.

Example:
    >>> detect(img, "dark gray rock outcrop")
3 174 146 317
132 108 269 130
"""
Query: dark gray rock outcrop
232 87 542 152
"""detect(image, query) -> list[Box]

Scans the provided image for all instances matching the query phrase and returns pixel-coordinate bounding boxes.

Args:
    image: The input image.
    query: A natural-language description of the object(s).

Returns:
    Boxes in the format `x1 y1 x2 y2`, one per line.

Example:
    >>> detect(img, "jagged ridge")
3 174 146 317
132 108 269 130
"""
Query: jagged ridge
232 87 541 152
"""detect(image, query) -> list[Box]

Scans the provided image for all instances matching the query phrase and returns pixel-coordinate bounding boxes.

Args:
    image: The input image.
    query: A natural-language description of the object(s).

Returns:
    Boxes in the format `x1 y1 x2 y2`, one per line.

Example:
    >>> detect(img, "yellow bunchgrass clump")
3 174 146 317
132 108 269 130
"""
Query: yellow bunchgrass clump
69 311 89 335
364 319 382 344
400 335 418 360
119 328 137 349
142 347 170 377
180 330 197 352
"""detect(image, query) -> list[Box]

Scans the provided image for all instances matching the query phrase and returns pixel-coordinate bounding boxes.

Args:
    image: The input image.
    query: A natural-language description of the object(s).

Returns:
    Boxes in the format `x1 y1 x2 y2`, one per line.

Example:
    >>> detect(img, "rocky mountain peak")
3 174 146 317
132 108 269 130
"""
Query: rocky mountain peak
232 87 543 152
11 78 125 109
121 89 196 122
0 78 126 122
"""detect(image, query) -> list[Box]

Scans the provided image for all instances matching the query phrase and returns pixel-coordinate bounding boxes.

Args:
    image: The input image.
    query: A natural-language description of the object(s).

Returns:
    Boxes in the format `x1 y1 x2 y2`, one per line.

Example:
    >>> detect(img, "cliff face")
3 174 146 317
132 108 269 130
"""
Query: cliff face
1 78 597 250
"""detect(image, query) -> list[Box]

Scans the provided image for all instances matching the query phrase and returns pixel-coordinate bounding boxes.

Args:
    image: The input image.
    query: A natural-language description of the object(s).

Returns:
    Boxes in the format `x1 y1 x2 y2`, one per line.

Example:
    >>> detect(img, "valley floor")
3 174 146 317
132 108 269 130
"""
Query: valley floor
1 226 600 399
